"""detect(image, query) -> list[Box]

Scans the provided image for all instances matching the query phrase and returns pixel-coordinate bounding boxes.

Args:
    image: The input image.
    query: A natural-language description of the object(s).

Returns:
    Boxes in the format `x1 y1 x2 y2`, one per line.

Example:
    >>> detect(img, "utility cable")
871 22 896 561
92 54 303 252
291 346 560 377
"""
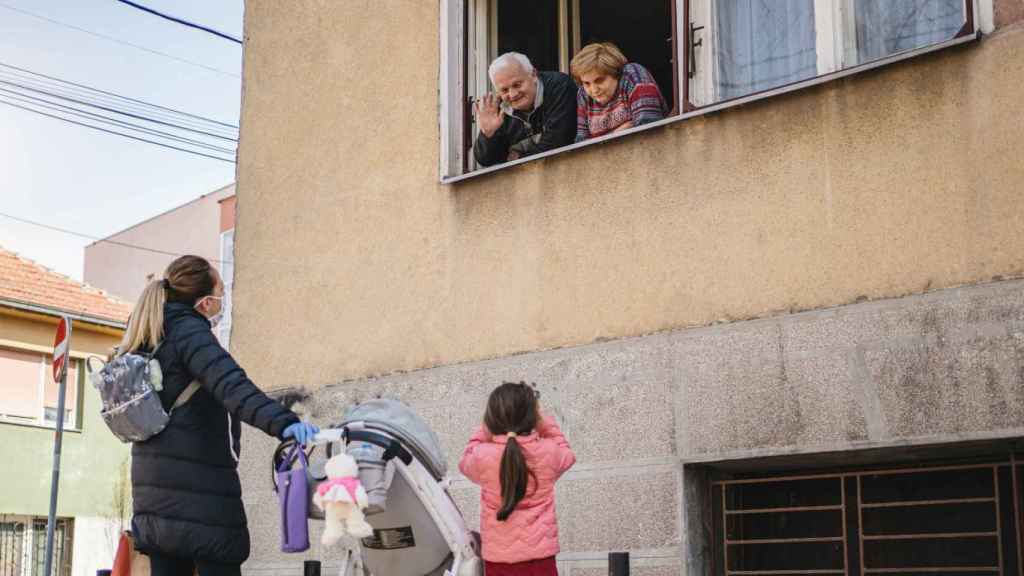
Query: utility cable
0 98 236 163
0 61 239 129
0 78 238 142
0 3 240 78
112 0 243 44
0 90 236 154
0 211 230 264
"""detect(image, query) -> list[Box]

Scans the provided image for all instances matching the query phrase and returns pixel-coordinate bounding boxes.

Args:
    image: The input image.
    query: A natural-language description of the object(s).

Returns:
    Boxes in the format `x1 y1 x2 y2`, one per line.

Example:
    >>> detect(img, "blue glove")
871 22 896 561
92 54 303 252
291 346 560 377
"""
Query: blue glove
282 422 320 445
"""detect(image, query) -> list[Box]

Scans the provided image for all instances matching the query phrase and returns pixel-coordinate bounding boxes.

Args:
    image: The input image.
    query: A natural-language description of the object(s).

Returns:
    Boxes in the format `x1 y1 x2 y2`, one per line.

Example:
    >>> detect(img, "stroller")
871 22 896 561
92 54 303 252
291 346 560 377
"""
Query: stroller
274 399 482 576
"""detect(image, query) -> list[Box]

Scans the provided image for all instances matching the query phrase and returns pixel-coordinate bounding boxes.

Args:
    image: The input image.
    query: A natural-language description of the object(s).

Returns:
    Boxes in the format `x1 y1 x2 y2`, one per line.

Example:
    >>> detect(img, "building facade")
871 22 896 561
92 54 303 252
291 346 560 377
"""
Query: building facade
0 247 131 576
84 184 237 347
232 1 1024 573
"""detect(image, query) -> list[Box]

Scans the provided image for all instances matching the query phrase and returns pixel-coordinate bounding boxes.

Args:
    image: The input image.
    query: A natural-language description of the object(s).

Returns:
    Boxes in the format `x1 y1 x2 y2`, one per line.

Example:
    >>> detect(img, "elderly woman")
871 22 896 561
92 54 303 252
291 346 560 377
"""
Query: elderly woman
571 42 668 142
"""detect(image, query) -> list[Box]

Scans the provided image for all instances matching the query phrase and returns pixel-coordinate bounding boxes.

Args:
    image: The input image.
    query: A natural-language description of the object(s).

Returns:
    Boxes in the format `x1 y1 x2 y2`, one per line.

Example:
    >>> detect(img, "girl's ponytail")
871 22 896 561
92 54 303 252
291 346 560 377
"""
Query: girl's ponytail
497 436 529 521
484 381 540 522
119 278 166 354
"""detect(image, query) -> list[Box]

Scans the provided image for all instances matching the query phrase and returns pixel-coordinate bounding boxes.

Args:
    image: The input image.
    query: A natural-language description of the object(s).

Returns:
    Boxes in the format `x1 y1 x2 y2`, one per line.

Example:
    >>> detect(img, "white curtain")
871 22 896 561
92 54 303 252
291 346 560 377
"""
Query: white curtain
714 0 818 102
855 0 966 63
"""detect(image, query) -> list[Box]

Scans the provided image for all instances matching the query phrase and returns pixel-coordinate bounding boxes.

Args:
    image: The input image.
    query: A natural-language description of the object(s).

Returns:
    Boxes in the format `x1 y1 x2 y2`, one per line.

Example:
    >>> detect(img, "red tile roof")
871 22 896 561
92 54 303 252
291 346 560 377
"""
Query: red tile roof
0 247 132 324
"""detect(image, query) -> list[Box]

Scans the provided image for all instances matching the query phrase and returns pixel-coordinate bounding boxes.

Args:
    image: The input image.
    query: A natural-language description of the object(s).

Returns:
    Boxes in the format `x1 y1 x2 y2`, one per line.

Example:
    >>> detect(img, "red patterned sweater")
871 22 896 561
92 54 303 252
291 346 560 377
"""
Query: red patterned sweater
575 63 668 142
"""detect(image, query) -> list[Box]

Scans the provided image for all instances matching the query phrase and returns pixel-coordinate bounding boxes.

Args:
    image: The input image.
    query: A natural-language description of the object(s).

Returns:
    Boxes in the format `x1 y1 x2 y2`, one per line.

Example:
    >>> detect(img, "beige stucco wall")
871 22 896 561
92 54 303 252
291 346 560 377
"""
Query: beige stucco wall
234 1 1024 390
84 184 235 302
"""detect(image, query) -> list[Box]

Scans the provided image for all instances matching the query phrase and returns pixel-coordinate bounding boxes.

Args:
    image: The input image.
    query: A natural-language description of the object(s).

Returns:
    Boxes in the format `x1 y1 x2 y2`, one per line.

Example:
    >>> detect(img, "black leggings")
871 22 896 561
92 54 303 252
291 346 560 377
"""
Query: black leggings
147 552 241 576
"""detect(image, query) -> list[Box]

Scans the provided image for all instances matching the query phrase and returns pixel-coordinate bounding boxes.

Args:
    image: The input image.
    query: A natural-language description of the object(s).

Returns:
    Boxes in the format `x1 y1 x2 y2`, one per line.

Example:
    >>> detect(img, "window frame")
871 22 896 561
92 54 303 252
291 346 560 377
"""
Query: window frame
0 346 82 431
439 0 984 184
709 459 1022 576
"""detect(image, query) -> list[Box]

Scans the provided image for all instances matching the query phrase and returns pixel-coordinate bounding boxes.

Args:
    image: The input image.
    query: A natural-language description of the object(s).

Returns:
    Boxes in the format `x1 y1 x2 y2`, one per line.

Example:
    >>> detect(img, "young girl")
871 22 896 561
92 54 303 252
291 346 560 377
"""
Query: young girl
571 42 668 142
459 381 576 576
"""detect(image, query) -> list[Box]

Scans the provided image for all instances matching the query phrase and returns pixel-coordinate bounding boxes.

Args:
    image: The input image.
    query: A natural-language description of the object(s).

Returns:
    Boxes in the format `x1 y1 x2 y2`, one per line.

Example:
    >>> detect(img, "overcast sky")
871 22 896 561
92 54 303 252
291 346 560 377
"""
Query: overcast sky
0 0 242 281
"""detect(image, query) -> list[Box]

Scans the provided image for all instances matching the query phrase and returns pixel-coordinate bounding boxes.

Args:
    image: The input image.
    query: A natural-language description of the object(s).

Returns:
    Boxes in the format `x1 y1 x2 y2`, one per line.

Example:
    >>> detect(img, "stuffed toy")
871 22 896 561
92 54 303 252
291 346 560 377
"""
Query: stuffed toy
313 452 374 545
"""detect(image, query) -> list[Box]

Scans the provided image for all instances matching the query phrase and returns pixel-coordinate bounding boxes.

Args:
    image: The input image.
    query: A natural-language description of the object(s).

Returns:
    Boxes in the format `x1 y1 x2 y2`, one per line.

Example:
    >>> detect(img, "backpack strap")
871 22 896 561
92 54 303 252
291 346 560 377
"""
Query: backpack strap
169 380 201 413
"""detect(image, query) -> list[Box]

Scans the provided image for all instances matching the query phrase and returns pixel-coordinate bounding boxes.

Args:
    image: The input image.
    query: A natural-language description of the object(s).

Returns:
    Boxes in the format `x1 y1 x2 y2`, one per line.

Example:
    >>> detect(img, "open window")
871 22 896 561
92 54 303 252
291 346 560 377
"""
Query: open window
445 0 679 175
441 0 980 180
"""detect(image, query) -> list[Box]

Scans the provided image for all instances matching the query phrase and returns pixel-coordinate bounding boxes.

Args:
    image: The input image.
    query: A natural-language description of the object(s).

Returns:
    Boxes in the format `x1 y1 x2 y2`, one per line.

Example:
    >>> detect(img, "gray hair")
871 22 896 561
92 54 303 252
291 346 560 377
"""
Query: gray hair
488 52 535 84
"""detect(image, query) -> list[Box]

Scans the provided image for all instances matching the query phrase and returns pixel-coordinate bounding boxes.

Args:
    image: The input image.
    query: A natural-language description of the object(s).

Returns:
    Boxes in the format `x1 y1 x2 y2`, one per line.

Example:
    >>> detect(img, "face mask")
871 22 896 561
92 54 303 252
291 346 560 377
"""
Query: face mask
195 296 224 328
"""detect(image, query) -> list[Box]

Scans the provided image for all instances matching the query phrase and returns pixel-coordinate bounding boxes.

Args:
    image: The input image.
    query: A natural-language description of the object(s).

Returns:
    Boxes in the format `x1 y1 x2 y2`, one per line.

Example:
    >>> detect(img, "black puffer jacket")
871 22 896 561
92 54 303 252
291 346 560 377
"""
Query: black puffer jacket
131 303 299 564
473 71 577 167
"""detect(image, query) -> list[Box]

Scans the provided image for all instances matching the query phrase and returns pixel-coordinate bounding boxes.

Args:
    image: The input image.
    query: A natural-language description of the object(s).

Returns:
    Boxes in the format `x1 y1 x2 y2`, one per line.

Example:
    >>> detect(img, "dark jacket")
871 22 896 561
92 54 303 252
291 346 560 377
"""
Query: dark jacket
473 71 577 167
131 302 299 564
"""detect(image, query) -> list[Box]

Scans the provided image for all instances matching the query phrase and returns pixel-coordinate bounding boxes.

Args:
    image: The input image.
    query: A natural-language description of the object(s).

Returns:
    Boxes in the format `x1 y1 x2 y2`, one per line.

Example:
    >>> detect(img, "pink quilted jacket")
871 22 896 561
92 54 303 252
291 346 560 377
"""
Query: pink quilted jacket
458 415 576 564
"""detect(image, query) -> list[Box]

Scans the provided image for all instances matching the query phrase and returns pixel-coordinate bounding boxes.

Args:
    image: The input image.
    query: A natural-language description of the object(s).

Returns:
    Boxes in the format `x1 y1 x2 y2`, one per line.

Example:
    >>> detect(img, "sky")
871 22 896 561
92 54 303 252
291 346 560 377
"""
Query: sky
0 0 242 281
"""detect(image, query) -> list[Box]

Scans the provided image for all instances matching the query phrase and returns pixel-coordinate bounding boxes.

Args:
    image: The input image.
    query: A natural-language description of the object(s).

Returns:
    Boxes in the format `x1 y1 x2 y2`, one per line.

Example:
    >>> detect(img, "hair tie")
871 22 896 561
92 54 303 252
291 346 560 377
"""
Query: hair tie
161 279 170 289
506 432 517 439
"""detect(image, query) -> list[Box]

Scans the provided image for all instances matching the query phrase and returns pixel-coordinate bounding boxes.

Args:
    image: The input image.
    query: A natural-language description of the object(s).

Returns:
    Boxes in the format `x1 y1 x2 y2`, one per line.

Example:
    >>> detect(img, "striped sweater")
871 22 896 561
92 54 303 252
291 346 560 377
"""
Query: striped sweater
575 63 668 142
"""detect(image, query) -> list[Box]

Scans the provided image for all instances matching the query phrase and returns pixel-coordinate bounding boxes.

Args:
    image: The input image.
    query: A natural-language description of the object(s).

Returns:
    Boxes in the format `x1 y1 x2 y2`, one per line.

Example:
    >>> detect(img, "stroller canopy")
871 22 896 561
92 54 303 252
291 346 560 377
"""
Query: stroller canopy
342 399 448 478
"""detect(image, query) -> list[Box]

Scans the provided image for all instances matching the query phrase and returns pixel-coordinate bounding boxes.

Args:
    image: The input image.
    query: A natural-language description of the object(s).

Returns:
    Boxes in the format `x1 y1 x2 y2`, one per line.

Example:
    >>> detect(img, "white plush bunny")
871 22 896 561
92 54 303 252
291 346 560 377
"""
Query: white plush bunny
313 452 374 545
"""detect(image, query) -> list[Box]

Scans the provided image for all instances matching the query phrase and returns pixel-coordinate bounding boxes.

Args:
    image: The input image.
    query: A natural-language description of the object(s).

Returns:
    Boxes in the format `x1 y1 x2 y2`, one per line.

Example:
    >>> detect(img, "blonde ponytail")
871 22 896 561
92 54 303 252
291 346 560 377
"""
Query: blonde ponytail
119 279 166 354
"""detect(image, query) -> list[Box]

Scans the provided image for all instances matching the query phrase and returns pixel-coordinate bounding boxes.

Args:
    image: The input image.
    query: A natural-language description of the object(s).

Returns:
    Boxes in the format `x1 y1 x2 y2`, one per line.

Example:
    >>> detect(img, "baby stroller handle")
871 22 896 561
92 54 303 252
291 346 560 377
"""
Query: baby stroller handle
324 428 415 466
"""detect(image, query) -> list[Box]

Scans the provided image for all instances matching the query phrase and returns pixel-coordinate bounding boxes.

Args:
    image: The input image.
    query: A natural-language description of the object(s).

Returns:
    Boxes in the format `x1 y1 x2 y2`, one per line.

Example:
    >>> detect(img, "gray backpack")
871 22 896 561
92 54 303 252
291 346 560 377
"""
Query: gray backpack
88 343 199 443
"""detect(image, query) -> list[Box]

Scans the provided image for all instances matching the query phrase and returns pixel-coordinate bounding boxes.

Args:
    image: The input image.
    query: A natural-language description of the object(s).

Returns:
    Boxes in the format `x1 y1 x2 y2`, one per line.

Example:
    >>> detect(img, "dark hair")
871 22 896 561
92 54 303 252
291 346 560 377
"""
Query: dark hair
484 381 540 521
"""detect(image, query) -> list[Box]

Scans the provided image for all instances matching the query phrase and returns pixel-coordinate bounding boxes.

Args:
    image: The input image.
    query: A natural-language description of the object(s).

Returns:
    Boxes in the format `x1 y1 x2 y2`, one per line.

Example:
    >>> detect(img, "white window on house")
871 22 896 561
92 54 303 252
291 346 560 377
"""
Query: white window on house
0 515 73 576
0 347 80 430
218 229 234 350
688 0 974 107
440 0 980 179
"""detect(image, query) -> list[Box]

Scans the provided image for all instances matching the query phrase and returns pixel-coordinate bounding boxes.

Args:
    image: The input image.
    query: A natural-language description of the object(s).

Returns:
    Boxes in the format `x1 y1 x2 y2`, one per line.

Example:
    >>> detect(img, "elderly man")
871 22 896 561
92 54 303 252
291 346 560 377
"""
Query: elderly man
473 52 577 167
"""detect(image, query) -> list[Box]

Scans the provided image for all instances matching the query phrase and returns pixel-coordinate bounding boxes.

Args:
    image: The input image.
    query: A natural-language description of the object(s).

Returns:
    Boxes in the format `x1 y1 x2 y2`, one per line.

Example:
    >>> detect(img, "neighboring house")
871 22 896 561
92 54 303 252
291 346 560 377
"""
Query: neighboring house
84 184 236 348
0 247 132 576
232 1 1024 574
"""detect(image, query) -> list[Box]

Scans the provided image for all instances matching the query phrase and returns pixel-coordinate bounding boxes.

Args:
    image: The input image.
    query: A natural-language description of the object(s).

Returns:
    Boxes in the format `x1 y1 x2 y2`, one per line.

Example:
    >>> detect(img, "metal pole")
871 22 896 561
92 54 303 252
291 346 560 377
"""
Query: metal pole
43 318 71 576
609 552 630 576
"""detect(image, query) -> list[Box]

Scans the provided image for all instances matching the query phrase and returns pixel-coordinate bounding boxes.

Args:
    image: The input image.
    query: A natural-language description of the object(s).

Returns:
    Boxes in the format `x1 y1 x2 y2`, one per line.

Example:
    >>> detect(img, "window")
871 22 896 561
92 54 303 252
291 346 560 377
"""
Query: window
219 229 234 350
0 347 80 430
711 461 1022 575
440 0 980 179
688 0 974 107
0 516 73 576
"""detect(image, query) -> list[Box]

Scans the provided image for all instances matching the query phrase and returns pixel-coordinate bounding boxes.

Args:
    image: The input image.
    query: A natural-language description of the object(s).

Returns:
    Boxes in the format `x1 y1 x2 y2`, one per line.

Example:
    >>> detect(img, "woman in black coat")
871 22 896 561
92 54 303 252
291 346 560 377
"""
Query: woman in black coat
120 255 318 576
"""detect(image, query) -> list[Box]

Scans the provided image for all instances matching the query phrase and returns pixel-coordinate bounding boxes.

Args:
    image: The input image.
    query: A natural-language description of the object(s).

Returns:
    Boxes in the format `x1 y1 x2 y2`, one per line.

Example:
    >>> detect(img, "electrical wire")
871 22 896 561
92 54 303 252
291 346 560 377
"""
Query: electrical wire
0 97 234 162
0 211 231 264
0 3 240 78
0 90 236 154
0 61 238 130
112 0 243 44
0 78 238 142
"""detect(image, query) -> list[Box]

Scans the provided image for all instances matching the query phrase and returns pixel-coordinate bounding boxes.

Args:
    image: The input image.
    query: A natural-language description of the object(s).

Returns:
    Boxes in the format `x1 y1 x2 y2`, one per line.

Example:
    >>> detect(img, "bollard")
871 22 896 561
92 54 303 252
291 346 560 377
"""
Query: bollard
609 552 629 576
304 560 321 576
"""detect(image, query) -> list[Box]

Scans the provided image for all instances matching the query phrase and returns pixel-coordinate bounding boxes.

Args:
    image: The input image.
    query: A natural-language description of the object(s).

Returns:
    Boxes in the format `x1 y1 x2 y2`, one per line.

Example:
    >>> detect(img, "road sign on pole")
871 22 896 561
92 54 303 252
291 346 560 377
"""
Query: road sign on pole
44 315 72 576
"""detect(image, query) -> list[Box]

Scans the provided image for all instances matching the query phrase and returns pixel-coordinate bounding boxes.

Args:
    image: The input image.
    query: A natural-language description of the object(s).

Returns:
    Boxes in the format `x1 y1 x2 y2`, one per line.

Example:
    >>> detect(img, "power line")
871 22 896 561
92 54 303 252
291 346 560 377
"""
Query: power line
0 3 240 78
0 78 238 142
0 98 236 163
0 90 236 154
113 0 243 44
0 211 230 264
0 61 238 129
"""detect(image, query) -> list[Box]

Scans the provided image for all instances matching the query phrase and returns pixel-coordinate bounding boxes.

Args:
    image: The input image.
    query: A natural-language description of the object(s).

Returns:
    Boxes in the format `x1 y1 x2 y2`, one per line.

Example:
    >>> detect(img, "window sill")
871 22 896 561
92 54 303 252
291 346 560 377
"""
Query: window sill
441 31 980 185
0 418 81 433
